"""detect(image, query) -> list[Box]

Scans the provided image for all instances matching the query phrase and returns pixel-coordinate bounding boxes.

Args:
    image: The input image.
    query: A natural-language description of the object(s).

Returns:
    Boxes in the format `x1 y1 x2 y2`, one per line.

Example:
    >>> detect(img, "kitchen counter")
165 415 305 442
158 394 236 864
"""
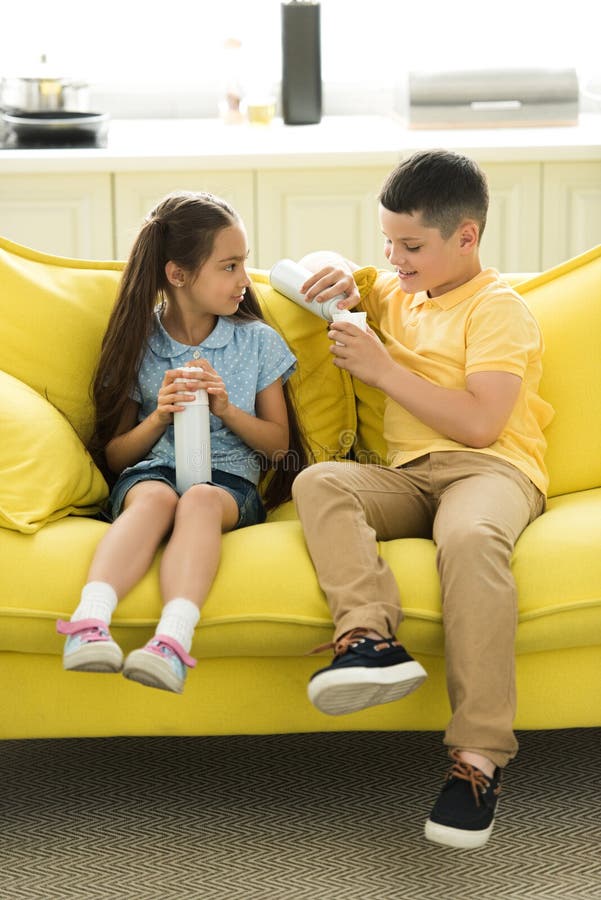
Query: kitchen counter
1 114 600 173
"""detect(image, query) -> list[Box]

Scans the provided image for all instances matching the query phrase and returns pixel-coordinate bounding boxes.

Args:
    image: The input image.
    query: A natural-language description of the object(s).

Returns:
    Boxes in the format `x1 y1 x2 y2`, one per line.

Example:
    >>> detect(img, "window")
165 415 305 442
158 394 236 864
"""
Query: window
3 0 597 117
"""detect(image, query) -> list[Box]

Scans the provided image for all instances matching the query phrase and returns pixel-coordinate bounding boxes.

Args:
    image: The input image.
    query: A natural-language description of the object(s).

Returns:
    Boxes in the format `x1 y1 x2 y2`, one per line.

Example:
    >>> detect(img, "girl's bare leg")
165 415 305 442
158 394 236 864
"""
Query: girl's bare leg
159 482 239 608
122 483 239 693
87 481 179 598
58 481 178 673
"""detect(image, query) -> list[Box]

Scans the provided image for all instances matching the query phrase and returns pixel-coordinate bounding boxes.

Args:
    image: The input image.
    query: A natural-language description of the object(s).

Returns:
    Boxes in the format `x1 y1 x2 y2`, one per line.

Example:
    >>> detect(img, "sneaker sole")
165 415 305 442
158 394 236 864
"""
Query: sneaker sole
308 660 427 715
424 815 496 850
64 643 123 673
122 650 183 694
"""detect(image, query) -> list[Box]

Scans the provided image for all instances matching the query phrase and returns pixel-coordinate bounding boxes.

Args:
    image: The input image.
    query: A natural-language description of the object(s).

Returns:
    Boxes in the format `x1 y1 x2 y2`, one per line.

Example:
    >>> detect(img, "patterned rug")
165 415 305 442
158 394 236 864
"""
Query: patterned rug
1 728 599 900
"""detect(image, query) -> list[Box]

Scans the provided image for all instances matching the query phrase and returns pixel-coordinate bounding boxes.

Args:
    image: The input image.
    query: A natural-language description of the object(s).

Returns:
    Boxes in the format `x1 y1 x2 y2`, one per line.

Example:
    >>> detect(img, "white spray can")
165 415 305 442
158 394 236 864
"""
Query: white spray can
269 258 346 322
174 367 211 494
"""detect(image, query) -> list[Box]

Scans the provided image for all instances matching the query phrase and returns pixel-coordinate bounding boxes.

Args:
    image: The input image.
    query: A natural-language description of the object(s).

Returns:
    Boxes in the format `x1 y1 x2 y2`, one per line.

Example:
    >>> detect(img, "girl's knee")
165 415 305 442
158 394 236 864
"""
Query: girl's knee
125 480 178 516
177 483 225 516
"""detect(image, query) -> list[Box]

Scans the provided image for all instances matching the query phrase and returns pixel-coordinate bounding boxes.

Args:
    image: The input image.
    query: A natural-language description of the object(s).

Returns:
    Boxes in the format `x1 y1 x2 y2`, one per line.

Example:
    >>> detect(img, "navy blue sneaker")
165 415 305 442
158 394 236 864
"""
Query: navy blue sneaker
425 752 502 849
307 628 427 716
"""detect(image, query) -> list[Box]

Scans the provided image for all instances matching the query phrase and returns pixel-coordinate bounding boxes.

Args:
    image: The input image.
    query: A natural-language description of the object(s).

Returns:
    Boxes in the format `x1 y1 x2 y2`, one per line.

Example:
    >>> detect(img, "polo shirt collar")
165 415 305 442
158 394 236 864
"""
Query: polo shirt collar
148 311 235 357
408 268 499 310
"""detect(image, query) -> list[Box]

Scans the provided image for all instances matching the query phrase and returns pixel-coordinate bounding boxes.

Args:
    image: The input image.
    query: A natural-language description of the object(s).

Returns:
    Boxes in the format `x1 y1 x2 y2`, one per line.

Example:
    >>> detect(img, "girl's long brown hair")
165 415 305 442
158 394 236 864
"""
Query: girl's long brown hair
89 190 309 511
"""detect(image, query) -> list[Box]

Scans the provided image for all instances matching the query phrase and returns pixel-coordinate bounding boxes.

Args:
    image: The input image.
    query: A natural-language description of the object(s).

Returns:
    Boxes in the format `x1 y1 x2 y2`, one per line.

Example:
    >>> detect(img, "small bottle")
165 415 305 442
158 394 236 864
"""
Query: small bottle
219 37 245 125
331 309 367 330
331 308 368 344
269 258 345 321
174 368 211 494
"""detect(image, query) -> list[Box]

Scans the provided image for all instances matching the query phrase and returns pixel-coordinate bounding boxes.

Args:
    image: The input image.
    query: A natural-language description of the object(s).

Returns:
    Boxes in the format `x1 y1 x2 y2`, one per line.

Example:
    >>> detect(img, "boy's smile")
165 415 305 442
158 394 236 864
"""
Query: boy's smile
379 205 481 298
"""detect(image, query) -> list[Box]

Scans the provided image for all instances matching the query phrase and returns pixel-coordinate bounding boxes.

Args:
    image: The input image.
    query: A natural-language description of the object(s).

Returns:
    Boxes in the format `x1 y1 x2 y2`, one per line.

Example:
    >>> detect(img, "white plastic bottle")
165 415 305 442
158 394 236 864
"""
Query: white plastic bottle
269 258 346 322
174 367 211 494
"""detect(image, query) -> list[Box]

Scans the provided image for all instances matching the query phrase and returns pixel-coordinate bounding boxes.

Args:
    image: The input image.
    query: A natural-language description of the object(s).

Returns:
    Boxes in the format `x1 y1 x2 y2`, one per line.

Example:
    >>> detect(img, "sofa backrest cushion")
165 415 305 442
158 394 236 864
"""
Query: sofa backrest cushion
0 371 108 533
0 237 357 476
516 244 601 497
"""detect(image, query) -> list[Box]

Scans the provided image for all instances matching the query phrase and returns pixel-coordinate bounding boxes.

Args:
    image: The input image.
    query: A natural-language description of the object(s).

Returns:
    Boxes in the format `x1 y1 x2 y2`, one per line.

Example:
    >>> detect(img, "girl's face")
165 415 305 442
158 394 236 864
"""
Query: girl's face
188 223 251 314
379 204 475 298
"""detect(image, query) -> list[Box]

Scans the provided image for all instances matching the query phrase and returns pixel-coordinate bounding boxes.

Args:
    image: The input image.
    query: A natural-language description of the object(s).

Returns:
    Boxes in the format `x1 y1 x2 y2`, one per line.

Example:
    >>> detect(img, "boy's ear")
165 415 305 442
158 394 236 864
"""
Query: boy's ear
458 221 479 252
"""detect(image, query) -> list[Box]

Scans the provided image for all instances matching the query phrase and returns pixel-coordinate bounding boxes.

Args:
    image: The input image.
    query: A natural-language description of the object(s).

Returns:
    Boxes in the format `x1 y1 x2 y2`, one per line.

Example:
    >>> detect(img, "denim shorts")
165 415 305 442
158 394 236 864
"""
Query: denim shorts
108 465 266 529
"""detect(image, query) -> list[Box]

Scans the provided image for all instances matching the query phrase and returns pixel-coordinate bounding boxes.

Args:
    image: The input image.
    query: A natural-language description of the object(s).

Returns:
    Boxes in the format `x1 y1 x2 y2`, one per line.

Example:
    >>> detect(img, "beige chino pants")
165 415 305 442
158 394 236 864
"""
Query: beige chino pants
292 451 545 768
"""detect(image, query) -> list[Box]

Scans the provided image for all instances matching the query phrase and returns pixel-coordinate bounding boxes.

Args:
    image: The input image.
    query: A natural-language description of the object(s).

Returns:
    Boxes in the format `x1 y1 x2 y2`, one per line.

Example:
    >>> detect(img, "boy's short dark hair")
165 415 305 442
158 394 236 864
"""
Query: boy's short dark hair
379 149 489 241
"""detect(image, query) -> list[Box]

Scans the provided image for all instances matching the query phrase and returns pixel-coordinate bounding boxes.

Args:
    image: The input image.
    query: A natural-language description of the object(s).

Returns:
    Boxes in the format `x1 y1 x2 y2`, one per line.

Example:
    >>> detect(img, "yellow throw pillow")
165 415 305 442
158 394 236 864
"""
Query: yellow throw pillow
349 266 389 464
0 371 108 533
0 237 123 445
251 271 356 461
516 245 601 497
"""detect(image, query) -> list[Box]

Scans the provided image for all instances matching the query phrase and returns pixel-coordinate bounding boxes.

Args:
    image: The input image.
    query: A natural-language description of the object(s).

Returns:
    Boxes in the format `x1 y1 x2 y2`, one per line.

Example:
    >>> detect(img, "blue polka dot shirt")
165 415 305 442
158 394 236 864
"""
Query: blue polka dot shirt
124 311 296 485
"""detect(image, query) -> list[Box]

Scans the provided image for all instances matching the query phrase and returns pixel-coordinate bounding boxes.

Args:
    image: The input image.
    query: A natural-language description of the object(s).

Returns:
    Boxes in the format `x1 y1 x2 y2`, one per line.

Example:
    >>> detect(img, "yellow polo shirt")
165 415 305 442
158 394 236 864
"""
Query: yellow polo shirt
358 267 554 495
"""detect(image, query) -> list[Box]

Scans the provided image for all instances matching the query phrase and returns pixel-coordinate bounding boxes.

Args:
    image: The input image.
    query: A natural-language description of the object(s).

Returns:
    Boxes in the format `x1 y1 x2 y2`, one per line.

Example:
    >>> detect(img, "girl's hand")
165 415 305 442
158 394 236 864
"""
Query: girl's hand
327 322 393 388
154 366 204 426
182 358 230 418
300 265 361 311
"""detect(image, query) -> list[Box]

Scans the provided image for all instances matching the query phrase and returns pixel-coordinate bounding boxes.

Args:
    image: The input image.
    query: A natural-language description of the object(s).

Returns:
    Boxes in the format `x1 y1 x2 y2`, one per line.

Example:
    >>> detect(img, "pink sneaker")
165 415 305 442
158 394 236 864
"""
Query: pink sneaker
123 634 197 694
56 618 124 673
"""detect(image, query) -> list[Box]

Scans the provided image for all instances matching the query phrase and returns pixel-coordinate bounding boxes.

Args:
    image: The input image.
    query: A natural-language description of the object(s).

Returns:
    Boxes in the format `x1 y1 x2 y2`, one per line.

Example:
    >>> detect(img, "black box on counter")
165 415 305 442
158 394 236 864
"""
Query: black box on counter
281 1 322 125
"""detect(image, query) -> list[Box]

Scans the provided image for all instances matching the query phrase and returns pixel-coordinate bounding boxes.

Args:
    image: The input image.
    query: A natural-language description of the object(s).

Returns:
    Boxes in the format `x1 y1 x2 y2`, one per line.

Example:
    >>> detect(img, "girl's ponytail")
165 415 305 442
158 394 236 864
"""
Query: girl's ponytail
89 218 166 477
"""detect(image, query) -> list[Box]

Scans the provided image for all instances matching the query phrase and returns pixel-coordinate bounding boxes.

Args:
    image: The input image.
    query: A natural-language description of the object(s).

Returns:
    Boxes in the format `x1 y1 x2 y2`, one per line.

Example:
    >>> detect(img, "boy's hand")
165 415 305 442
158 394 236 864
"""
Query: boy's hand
328 322 393 387
300 265 361 311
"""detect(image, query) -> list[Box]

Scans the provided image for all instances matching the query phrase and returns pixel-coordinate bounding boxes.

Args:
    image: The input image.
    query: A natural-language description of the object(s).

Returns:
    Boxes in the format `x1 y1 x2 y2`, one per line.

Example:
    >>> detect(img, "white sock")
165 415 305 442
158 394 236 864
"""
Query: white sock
71 581 119 625
156 598 200 653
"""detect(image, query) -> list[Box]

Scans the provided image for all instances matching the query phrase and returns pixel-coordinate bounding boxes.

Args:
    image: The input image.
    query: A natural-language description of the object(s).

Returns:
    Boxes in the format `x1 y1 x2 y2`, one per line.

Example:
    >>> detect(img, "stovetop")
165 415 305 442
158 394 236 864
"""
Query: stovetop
0 129 107 150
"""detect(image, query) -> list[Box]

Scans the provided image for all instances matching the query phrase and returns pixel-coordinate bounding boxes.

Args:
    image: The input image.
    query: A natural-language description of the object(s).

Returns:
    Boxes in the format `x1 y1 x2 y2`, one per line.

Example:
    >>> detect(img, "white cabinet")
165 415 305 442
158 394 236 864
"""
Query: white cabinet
542 161 601 269
256 163 542 273
256 167 391 267
2 159 598 273
0 174 113 259
113 172 256 261
478 163 542 273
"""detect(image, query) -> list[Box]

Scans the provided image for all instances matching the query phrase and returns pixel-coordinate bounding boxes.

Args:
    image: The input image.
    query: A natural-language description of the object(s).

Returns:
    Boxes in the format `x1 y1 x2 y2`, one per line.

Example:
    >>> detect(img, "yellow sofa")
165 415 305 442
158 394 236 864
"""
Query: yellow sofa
1 236 600 740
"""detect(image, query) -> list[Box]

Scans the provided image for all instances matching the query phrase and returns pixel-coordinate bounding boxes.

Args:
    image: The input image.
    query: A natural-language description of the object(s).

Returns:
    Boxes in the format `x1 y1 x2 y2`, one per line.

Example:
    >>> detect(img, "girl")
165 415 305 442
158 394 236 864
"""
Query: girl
57 191 308 694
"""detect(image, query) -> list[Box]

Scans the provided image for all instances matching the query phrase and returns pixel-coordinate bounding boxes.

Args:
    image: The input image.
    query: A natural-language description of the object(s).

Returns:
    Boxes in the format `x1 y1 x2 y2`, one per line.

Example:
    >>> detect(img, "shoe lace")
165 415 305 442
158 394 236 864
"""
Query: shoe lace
308 627 401 657
446 750 501 807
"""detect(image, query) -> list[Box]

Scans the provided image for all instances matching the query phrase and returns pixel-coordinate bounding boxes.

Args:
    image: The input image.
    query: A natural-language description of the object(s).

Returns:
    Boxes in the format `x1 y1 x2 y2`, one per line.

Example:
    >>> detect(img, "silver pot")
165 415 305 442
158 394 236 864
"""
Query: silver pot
0 71 89 114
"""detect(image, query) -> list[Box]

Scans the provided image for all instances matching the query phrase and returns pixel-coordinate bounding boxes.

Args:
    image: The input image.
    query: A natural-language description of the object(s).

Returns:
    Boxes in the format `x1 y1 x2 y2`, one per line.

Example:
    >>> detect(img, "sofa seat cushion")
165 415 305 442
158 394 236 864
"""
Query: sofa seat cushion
2 491 599 662
0 371 108 533
512 487 601 653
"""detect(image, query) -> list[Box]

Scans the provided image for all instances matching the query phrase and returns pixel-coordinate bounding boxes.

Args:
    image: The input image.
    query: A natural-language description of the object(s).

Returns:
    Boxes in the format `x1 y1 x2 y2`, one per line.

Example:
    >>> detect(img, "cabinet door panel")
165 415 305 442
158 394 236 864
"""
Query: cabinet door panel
256 168 390 268
114 172 255 261
478 163 541 274
542 162 601 270
0 174 113 259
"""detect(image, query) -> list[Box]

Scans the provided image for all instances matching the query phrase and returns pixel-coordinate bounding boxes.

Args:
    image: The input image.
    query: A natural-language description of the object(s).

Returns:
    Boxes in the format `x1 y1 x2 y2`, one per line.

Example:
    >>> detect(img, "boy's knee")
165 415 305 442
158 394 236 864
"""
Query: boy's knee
438 518 512 559
292 461 340 504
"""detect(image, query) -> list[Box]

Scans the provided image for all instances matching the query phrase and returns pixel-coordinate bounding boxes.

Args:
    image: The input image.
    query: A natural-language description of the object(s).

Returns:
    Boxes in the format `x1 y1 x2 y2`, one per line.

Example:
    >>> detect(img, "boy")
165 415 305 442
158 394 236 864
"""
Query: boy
291 149 553 849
